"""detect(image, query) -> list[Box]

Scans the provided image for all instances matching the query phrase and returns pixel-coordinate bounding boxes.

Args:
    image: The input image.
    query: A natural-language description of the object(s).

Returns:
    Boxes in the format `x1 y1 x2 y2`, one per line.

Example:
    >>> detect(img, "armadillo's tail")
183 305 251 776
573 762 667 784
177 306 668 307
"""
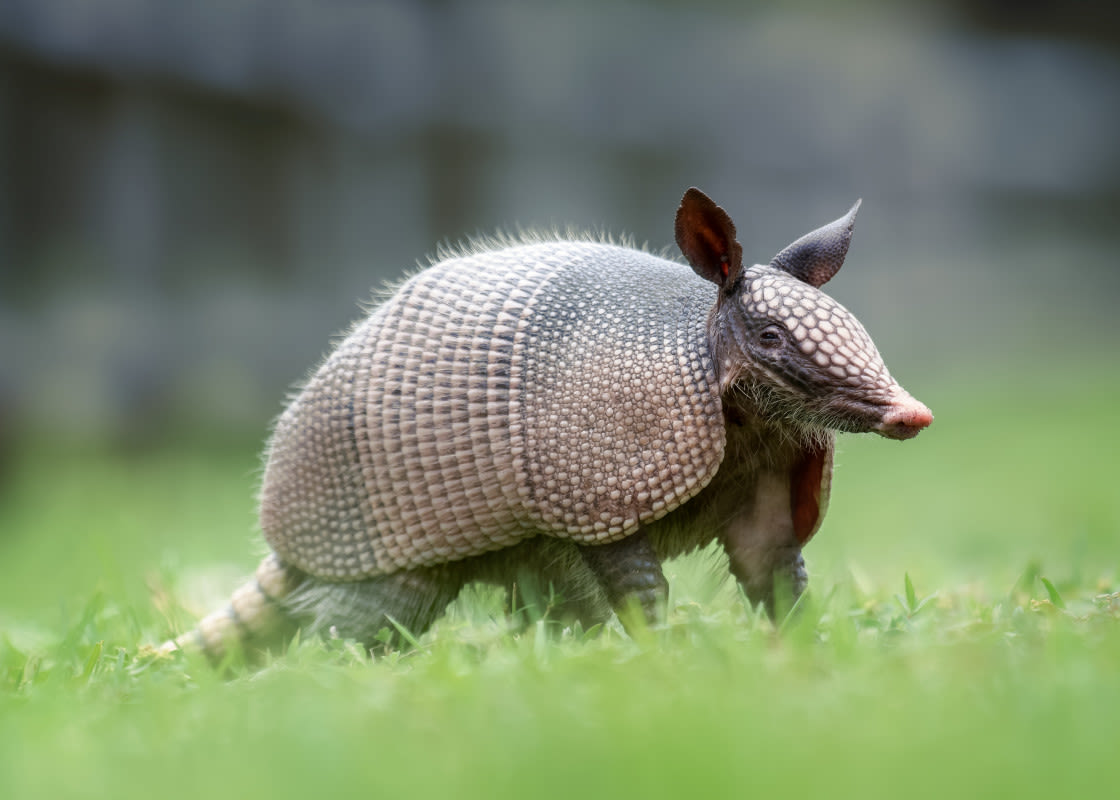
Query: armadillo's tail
158 553 304 663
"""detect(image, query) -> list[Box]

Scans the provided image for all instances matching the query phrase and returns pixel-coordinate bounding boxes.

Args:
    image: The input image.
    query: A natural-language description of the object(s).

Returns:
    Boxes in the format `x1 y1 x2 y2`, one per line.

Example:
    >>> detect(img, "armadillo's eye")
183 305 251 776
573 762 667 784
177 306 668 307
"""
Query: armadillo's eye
758 326 784 350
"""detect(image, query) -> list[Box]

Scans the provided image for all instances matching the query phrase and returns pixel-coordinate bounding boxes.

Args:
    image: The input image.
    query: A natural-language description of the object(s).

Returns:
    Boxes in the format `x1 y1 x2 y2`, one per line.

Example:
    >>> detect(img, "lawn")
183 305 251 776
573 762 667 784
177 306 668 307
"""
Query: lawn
1 363 1116 800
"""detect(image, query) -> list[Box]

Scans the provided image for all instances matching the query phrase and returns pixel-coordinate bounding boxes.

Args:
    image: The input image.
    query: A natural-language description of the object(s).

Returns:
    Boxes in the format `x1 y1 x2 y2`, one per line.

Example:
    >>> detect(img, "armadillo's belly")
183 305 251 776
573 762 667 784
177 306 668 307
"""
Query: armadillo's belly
259 243 725 580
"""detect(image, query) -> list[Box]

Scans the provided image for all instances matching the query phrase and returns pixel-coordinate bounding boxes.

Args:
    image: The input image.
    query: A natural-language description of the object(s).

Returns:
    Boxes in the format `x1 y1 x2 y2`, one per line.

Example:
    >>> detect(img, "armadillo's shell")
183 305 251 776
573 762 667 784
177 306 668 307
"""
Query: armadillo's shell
259 241 725 580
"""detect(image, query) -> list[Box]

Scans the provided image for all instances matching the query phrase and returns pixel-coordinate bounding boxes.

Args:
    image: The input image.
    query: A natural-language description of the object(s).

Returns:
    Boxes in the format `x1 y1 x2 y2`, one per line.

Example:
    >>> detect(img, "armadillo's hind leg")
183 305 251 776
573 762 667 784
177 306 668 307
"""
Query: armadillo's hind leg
159 553 305 663
577 529 669 633
279 563 467 654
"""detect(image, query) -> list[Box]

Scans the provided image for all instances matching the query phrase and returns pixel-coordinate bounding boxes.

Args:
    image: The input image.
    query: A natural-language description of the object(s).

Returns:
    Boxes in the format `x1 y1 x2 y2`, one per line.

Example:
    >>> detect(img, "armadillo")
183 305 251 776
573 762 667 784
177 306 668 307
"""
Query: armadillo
162 187 931 660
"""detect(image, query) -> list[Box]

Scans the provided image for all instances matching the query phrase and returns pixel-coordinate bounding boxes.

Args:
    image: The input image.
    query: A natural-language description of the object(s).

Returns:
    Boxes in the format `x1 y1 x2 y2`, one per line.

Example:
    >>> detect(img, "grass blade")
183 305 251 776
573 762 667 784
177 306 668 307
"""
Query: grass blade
904 573 918 612
79 641 103 683
385 615 422 650
1040 577 1066 609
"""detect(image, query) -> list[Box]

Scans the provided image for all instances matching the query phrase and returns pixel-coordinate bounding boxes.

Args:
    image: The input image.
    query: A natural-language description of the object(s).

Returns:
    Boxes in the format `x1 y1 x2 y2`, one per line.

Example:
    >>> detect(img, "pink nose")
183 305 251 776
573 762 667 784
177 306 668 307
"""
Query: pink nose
877 397 933 440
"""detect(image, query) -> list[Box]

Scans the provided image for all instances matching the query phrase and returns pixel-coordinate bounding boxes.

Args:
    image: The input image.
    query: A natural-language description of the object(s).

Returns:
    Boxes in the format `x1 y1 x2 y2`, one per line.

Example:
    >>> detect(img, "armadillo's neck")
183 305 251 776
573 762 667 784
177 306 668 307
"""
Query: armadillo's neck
721 381 837 461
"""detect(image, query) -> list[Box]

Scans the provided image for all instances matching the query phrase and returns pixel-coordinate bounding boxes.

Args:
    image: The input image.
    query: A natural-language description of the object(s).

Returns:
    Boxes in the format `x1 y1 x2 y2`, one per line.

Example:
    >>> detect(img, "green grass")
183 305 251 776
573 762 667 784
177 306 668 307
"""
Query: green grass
1 366 1117 800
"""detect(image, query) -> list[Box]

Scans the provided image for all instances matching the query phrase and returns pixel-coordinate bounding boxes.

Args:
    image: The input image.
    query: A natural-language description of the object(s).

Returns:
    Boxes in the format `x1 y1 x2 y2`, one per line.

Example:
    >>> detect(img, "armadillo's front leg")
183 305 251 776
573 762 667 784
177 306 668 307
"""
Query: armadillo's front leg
578 530 669 631
721 470 808 618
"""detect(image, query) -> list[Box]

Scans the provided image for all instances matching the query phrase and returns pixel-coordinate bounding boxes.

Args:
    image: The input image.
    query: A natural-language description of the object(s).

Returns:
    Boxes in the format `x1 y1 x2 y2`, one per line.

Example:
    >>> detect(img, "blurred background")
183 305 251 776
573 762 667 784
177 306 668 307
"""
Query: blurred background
0 1 1118 624
2 0 1117 445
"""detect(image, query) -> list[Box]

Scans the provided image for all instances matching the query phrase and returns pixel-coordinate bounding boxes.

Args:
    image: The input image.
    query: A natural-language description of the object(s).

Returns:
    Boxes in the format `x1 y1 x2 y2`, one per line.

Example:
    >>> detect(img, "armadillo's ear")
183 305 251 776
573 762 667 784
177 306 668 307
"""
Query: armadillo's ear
675 187 743 290
770 199 861 288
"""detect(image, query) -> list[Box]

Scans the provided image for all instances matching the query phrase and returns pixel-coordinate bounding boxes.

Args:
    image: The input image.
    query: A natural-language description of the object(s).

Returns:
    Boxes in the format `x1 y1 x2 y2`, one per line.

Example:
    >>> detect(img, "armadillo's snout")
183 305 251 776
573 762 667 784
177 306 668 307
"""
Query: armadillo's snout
874 395 933 440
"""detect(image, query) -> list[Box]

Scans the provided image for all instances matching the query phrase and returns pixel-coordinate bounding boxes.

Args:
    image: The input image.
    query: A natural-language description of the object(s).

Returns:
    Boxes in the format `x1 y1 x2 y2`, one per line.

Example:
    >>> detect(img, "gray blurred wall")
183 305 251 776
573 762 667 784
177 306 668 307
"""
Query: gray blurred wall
1 0 1118 440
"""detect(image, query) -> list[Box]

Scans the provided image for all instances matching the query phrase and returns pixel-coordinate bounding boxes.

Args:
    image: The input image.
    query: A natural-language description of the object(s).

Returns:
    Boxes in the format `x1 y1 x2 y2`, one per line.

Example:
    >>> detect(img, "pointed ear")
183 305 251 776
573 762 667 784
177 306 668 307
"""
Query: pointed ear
770 199 861 288
675 187 743 290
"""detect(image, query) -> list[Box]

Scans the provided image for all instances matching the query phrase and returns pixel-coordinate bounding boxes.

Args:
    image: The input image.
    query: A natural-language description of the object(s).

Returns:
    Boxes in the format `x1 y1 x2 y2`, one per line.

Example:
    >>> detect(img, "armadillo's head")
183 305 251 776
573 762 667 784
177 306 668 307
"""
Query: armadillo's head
675 188 932 441
731 263 932 440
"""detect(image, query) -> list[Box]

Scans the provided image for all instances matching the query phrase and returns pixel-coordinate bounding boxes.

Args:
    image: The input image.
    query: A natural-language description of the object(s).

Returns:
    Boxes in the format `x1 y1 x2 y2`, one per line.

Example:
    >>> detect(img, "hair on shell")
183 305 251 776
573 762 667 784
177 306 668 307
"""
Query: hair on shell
429 226 674 265
353 227 675 318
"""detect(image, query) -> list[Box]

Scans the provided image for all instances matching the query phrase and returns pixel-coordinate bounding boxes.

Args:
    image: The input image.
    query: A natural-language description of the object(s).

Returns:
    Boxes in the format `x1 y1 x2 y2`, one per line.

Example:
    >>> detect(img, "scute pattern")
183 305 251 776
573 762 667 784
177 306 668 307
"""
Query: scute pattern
742 267 892 390
260 242 725 580
516 249 724 540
